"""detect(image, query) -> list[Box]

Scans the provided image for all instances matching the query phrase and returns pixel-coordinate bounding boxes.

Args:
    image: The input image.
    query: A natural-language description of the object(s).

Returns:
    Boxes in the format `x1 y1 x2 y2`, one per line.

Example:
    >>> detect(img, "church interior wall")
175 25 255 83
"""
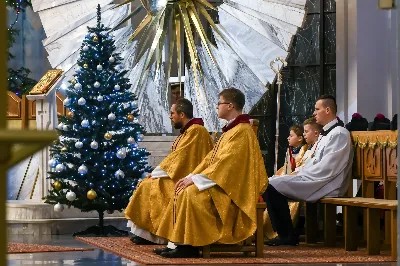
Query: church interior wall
336 0 399 123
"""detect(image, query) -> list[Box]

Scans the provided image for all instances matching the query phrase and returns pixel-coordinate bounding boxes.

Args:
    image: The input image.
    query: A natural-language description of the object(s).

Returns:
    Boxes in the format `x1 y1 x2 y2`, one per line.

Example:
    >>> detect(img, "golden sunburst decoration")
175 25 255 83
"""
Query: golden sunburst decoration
113 0 228 99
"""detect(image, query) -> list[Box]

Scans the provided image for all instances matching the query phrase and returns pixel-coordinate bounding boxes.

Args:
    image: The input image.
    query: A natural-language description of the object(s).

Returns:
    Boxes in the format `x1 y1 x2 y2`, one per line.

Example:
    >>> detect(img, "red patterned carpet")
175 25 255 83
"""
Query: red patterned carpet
76 237 394 264
7 242 94 254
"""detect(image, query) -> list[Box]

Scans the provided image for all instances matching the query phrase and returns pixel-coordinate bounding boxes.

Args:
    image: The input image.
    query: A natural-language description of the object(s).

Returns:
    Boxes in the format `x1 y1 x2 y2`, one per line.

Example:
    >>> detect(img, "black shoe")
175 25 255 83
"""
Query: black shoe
160 245 200 258
153 247 171 255
129 235 139 243
131 236 155 245
265 236 299 246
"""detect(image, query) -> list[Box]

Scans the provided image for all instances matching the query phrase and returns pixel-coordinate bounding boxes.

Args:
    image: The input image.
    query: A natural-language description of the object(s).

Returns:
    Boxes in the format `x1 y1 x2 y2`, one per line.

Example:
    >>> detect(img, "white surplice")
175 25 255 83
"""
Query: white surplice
269 119 353 202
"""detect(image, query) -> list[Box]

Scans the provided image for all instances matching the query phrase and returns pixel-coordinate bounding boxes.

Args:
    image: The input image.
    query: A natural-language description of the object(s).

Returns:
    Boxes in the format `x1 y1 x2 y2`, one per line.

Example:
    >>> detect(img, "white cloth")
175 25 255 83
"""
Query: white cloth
127 220 168 244
167 242 178 249
192 174 217 191
269 119 353 202
150 166 168 178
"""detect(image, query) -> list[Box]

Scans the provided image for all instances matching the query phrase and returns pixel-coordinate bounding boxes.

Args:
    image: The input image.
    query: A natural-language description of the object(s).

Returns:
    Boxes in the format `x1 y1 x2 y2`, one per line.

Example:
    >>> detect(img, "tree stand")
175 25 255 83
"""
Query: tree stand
72 211 129 237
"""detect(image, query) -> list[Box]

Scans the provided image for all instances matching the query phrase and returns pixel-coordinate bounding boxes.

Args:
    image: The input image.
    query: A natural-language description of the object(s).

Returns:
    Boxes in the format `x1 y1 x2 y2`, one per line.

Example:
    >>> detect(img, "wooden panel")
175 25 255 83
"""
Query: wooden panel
363 148 383 181
28 91 67 119
385 147 397 182
28 98 36 119
56 91 66 117
6 91 22 119
353 146 362 179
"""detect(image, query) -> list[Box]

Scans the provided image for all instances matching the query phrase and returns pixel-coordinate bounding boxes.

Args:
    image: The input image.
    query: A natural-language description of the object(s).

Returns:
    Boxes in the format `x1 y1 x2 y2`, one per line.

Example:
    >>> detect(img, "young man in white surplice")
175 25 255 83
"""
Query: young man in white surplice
262 95 353 246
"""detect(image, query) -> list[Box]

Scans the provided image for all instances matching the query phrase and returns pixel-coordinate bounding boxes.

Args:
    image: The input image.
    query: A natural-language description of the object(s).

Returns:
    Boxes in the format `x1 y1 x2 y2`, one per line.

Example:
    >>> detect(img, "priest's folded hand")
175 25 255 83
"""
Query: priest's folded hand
175 176 194 194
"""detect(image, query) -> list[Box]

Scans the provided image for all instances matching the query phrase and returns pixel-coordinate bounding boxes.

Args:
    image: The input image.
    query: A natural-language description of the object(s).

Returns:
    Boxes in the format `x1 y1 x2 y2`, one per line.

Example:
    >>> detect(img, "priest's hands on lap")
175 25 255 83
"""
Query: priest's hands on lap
175 176 194 194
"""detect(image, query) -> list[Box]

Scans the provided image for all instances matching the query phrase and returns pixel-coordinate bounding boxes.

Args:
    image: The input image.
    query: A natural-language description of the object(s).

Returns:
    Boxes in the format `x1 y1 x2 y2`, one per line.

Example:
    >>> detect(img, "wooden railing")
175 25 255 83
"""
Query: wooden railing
6 91 67 129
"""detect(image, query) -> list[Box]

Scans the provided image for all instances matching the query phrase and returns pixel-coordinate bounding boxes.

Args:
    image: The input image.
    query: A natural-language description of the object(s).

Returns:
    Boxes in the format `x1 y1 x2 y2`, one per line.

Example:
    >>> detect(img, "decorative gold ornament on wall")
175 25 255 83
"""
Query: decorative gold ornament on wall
378 0 394 9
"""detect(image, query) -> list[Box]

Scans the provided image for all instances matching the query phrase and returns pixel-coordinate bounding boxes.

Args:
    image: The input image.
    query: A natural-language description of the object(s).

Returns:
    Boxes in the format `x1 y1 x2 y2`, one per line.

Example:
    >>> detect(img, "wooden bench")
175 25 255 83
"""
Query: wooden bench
202 202 266 258
306 197 397 260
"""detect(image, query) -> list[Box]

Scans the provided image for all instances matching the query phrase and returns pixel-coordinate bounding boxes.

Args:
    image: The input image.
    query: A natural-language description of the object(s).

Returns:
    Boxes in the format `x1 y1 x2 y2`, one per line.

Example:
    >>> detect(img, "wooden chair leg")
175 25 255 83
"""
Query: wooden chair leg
324 204 337 247
391 210 397 261
305 202 318 243
344 206 358 251
202 245 211 258
255 206 264 258
243 238 252 257
367 208 380 255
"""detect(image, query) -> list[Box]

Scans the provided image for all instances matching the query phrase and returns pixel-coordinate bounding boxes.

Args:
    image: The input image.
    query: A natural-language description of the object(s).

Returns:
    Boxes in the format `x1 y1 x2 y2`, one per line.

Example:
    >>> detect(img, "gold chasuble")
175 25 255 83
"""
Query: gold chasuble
125 119 214 236
156 114 268 246
264 144 309 240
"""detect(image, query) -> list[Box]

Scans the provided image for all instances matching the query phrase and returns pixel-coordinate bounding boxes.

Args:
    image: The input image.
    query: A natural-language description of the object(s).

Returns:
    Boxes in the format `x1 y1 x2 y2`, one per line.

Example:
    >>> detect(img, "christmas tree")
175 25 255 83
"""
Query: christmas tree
44 5 151 236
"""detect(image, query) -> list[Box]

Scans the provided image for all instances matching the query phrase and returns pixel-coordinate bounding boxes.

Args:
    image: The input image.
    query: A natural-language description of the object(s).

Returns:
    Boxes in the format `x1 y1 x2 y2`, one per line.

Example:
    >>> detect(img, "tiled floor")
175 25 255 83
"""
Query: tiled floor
6 235 398 266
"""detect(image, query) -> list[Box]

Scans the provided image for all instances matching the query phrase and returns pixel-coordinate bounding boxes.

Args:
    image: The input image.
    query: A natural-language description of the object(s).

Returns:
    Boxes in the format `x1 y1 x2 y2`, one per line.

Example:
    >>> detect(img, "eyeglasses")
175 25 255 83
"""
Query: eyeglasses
217 102 231 106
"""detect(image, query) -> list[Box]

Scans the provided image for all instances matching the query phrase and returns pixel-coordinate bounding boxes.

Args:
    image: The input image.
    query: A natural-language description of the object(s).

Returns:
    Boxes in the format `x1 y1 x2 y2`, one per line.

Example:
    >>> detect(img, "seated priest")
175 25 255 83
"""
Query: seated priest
263 95 353 246
154 87 268 258
125 98 214 245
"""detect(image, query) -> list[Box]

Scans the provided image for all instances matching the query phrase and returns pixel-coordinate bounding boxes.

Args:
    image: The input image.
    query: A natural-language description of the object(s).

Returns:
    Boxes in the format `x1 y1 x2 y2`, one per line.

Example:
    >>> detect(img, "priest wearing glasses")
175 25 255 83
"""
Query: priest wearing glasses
262 95 353 246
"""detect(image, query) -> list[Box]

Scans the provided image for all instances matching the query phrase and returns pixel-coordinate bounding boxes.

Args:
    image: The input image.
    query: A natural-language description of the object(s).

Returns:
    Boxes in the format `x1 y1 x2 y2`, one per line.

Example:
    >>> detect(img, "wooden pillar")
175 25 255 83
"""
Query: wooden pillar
305 202 318 243
0 0 8 263
21 95 29 129
324 204 337 247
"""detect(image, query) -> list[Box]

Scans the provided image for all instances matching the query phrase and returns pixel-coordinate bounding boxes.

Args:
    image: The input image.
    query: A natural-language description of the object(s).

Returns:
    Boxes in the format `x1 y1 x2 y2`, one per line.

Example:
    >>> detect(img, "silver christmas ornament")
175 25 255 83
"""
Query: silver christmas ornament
66 191 76 201
75 141 83 149
83 45 89 51
115 169 125 178
78 97 86 105
63 98 71 106
54 203 64 212
127 137 135 144
74 83 82 90
97 64 103 71
94 81 100 88
55 164 65 172
81 119 89 128
116 148 127 159
97 95 104 102
107 113 116 120
78 164 88 175
109 56 115 63
114 84 120 91
90 141 98 149
48 159 57 168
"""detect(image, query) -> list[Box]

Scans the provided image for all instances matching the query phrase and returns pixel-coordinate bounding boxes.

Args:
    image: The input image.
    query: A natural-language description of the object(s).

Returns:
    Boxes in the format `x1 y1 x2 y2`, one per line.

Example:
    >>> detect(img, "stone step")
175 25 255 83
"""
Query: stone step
6 200 129 235
8 217 127 235
139 136 175 152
